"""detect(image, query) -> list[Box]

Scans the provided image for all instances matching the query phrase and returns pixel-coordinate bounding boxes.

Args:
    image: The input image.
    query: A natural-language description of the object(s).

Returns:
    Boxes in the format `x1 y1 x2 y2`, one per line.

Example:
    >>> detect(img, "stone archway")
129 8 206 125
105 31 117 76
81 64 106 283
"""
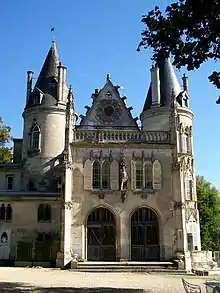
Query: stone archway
131 207 160 261
87 207 116 261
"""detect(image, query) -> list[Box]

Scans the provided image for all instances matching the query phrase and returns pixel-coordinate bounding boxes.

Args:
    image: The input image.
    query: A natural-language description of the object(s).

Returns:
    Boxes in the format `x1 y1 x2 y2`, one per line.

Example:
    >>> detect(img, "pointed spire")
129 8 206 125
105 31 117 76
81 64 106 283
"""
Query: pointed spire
142 58 182 112
33 41 60 97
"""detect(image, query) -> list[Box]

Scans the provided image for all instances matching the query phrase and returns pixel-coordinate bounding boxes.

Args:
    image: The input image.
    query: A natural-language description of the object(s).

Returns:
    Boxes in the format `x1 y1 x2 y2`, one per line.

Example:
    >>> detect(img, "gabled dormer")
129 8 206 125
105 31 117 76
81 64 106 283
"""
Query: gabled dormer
79 74 139 130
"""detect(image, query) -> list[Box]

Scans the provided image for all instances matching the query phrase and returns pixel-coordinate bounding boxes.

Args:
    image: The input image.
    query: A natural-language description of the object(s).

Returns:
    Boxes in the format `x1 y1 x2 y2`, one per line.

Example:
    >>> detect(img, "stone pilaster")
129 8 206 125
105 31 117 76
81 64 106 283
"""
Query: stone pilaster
120 211 130 261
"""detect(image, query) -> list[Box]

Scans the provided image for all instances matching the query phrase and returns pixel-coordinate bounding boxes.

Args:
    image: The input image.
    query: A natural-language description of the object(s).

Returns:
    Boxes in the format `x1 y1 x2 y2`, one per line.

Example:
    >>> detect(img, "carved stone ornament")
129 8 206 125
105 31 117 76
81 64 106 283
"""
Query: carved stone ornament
186 208 198 222
173 201 186 210
134 190 155 199
90 190 115 200
121 190 128 203
95 98 122 124
61 201 73 210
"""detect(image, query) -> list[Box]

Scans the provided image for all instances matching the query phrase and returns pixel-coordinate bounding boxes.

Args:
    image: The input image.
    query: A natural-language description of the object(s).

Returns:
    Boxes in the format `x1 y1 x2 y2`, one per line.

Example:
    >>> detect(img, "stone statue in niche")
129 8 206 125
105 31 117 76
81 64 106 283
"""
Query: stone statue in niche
120 151 128 190
120 165 128 190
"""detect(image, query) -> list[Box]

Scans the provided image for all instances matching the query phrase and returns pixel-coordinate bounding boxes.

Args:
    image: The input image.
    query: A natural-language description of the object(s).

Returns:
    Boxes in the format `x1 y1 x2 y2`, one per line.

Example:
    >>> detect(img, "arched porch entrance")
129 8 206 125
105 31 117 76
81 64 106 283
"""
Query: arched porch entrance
87 207 116 261
131 207 160 261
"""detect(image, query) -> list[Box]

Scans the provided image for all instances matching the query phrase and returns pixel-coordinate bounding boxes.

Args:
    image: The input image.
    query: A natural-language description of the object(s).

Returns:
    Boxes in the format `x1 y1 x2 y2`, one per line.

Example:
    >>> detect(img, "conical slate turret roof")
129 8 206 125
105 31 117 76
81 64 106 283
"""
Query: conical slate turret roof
34 40 59 95
25 41 60 109
142 58 182 112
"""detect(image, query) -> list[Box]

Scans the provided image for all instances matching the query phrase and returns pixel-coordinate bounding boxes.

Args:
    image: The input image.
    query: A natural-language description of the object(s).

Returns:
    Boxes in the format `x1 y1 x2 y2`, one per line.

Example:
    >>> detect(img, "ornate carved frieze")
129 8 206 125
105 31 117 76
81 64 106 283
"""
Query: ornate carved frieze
74 129 170 144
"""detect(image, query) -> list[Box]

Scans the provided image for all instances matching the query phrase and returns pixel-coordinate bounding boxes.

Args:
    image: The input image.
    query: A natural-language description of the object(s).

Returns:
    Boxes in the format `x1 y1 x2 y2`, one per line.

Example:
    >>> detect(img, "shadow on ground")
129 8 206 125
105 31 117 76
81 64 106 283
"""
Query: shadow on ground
0 283 151 293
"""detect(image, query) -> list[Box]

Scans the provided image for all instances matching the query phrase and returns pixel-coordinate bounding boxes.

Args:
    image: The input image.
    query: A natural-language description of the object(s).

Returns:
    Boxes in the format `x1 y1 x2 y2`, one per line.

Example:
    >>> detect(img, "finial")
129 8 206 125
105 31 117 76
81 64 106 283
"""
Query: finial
69 85 73 95
182 73 189 93
107 73 111 81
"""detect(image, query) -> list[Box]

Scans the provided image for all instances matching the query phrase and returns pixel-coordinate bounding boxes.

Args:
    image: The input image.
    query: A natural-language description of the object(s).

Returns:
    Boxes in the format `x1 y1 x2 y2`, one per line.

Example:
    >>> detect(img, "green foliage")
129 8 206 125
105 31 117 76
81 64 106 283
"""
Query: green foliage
196 176 220 251
138 0 220 94
0 116 13 163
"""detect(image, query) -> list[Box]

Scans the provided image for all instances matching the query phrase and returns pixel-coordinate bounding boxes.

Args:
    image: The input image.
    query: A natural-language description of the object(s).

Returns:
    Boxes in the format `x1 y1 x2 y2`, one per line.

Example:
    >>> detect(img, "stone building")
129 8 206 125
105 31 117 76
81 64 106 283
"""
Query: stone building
0 41 202 268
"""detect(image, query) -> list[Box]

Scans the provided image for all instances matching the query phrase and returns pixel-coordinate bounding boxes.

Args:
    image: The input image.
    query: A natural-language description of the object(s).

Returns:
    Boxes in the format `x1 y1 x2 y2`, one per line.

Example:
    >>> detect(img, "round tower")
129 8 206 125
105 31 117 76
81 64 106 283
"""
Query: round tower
140 58 183 131
22 41 69 191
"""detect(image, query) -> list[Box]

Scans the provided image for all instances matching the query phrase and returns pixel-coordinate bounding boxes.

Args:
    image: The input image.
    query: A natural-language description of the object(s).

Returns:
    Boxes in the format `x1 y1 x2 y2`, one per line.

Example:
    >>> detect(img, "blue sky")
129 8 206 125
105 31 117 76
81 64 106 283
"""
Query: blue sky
1 1 219 188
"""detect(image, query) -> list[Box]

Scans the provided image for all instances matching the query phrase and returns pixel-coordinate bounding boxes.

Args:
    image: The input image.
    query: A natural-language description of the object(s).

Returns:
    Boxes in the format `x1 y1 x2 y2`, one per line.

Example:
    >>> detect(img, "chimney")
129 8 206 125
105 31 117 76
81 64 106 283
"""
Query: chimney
182 73 189 93
57 62 67 102
26 71 33 104
151 64 161 107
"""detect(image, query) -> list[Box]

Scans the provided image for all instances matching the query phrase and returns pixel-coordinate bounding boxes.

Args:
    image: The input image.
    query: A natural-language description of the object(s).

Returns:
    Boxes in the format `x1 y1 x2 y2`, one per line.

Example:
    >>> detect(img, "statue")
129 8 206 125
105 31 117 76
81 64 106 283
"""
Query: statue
120 150 128 190
120 165 128 190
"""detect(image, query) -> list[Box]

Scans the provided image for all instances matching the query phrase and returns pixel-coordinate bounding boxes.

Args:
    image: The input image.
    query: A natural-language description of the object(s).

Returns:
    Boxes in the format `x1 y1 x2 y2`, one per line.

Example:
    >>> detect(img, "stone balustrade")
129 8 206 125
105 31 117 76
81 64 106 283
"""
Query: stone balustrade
73 129 170 144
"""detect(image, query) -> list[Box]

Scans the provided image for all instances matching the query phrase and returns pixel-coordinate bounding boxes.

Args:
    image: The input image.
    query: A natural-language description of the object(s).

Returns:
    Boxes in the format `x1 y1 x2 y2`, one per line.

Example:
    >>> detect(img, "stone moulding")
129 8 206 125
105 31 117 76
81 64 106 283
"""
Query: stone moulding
134 189 155 199
73 129 170 144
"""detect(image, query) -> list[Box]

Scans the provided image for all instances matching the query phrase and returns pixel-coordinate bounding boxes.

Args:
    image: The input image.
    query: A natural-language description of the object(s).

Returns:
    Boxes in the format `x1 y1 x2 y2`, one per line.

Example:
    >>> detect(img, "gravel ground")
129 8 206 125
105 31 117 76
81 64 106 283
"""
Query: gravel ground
0 267 212 292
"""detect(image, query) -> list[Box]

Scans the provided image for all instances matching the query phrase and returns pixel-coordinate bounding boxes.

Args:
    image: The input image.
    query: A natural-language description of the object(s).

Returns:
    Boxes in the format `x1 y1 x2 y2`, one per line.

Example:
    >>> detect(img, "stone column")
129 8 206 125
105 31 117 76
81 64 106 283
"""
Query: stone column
120 211 130 261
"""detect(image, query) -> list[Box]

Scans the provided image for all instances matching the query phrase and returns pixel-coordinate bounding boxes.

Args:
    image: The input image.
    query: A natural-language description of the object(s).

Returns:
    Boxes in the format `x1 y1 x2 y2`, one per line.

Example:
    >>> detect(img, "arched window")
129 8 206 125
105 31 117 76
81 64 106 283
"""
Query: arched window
144 161 153 189
0 204 5 220
92 160 110 189
37 204 51 222
153 160 162 190
136 161 143 189
186 172 193 200
30 124 40 149
93 160 101 189
6 204 12 221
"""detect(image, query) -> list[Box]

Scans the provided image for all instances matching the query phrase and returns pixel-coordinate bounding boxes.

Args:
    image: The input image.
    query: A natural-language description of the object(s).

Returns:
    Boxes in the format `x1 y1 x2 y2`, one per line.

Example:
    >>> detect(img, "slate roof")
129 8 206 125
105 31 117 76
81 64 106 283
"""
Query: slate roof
142 58 182 112
25 41 60 109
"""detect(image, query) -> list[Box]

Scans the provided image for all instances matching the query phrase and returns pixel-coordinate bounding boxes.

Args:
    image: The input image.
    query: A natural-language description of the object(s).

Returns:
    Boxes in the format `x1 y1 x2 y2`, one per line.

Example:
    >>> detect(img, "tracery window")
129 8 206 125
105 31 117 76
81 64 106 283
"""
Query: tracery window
92 160 110 189
37 204 51 222
30 123 40 149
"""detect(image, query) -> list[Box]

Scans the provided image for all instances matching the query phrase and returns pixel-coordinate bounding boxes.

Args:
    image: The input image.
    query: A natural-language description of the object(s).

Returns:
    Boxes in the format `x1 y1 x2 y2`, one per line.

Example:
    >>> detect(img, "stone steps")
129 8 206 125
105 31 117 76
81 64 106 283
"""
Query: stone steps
75 261 192 274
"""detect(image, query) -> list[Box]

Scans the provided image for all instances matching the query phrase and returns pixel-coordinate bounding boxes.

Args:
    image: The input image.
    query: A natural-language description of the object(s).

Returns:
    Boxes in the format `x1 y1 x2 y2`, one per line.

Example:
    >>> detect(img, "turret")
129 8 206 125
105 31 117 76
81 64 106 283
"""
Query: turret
140 58 182 131
21 41 69 192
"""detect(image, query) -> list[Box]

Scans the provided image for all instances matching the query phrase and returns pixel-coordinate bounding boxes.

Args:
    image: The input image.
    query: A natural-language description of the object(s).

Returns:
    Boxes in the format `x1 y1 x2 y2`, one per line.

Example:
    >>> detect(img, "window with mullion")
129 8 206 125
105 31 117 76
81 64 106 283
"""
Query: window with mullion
101 161 110 189
92 161 101 189
136 162 143 189
145 162 153 189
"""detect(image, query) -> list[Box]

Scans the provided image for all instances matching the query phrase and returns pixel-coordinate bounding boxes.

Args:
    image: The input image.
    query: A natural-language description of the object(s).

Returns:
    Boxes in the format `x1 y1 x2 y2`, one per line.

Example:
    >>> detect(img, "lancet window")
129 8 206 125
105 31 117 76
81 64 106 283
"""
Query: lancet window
30 123 40 149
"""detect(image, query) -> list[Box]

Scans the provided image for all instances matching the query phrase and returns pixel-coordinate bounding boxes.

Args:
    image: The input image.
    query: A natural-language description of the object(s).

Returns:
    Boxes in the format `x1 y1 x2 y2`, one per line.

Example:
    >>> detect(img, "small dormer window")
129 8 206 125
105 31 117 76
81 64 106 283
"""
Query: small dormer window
30 123 40 149
33 95 40 105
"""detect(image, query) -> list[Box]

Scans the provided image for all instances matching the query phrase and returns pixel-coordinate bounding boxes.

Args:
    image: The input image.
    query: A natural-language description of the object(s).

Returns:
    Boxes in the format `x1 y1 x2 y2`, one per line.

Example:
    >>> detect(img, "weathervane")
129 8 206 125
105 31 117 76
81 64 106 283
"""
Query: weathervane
50 27 56 41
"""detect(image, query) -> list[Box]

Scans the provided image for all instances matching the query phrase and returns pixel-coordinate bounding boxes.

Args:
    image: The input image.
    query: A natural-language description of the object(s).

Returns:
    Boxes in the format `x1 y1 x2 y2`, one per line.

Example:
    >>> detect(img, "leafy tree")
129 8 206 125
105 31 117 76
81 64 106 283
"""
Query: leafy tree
0 117 13 163
196 176 220 251
138 0 220 98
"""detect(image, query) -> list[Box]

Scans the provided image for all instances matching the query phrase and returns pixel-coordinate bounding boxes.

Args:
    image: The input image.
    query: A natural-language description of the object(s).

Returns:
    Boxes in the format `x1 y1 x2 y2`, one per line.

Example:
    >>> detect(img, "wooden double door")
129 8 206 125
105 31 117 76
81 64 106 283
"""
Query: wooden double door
131 208 160 261
87 208 116 261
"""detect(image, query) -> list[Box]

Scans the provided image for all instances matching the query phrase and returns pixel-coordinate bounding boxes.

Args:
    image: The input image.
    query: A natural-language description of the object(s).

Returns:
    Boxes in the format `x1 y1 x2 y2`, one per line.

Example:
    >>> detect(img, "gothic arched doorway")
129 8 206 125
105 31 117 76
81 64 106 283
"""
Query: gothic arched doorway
131 207 160 261
87 207 116 261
